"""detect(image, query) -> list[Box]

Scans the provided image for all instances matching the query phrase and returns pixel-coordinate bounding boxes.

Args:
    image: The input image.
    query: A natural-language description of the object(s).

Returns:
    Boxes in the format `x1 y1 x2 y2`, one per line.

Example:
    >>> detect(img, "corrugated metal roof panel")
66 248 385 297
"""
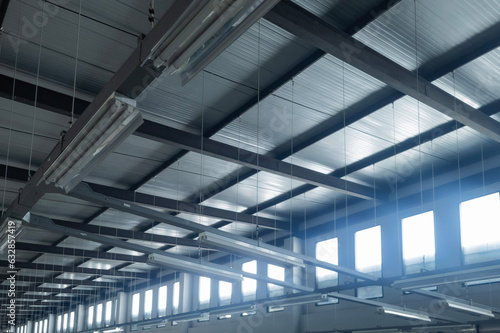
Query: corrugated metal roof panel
89 209 149 230
291 0 389 31
206 18 316 90
139 151 242 201
56 273 93 281
144 223 191 239
354 0 500 71
433 49 500 109
57 237 102 251
79 259 125 270
201 171 306 212
33 254 76 266
32 193 101 222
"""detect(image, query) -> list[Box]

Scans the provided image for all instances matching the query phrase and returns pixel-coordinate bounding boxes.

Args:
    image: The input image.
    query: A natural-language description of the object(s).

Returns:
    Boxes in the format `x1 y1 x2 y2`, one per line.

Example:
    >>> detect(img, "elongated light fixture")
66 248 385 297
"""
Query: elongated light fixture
442 300 494 317
199 231 305 267
353 329 402 333
149 0 279 84
168 312 209 323
275 294 326 307
147 253 243 283
41 94 143 193
378 307 431 322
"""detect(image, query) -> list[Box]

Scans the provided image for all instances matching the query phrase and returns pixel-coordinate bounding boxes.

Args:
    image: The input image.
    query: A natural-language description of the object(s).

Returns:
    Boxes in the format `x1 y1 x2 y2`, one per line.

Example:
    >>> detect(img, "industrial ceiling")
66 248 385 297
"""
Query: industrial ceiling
1 0 500 332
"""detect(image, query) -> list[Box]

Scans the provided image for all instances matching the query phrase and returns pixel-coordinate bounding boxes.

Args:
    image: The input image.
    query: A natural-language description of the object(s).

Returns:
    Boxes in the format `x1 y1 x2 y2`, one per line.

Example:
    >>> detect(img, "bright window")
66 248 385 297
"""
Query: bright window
88 306 94 327
57 315 62 333
173 282 180 314
219 281 232 306
131 293 140 321
158 286 168 317
105 300 113 325
355 226 382 299
242 260 257 301
144 289 153 320
96 303 103 326
460 193 500 264
267 264 285 297
63 313 68 332
402 211 435 274
43 319 48 333
199 277 211 308
316 237 339 288
34 321 38 333
69 312 75 331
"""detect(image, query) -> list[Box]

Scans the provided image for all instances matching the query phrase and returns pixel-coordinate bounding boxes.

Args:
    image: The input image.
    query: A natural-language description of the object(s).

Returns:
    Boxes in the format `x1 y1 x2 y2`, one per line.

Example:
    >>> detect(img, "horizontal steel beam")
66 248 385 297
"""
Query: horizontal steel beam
70 183 378 282
0 285 98 295
0 274 121 288
51 218 204 248
135 120 375 200
1 260 148 279
85 182 288 230
266 1 500 144
24 214 312 291
16 242 149 263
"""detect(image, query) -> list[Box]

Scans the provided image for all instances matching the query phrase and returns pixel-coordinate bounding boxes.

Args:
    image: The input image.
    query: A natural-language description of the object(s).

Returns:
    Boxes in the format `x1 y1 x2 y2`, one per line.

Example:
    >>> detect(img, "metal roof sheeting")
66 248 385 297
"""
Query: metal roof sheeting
354 0 500 71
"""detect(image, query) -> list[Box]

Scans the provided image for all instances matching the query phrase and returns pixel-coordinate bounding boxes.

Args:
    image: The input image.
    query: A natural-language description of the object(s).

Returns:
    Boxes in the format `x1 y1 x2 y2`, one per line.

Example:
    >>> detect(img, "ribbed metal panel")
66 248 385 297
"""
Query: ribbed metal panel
57 236 102 251
201 171 306 212
144 223 191 239
354 0 500 71
291 0 388 31
139 151 243 201
19 228 63 246
56 273 93 281
89 209 149 231
433 48 500 108
32 194 101 222
0 0 139 94
79 259 125 270
17 269 53 278
118 263 152 273
86 136 179 189
206 18 316 90
33 254 76 266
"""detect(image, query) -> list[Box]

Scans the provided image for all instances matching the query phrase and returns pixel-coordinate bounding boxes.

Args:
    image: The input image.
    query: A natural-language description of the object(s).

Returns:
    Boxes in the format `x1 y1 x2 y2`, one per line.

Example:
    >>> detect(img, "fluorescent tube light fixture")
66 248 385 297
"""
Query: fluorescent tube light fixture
316 296 339 306
465 277 500 286
267 306 284 313
210 304 256 316
442 300 494 317
274 294 327 307
199 231 305 267
147 253 243 283
378 307 431 322
41 93 143 193
409 324 476 332
168 312 209 323
102 328 123 333
241 311 256 317
353 329 402 333
148 0 279 84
